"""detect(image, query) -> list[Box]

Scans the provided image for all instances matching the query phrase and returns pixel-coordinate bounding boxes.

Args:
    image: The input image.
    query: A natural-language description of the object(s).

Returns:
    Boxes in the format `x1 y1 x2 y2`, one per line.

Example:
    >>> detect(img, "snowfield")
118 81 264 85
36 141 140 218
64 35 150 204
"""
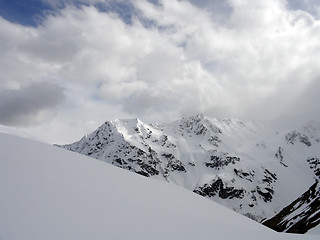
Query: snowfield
0 133 318 240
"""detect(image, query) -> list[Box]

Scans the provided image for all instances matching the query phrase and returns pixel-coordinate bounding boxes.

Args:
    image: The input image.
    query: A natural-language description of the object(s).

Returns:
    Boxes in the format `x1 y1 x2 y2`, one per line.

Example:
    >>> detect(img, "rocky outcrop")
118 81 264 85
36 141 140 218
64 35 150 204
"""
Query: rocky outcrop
194 178 245 199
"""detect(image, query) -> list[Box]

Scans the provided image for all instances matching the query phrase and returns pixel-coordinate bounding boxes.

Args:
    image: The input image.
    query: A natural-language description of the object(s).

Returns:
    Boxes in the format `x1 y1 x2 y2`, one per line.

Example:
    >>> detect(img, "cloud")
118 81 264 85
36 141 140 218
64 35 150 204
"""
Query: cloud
287 75 320 120
0 82 65 126
1 0 320 143
134 0 320 120
287 0 320 18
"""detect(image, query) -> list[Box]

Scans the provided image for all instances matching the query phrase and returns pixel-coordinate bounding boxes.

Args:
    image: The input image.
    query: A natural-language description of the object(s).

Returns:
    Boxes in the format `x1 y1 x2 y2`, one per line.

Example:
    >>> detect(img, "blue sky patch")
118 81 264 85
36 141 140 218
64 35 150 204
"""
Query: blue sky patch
0 0 54 26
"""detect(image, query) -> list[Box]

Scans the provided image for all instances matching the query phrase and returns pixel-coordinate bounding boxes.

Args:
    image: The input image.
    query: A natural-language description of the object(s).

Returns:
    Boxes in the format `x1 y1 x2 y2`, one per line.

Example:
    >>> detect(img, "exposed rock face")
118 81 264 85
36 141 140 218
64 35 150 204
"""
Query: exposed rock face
57 115 320 229
308 157 320 178
275 147 288 167
285 131 312 147
194 178 245 199
204 154 240 169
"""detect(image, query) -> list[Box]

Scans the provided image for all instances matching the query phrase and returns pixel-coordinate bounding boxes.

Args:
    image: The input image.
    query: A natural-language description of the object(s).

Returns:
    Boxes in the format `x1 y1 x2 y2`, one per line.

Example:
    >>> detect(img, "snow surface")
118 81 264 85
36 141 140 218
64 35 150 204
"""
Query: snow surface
308 224 320 234
0 133 318 240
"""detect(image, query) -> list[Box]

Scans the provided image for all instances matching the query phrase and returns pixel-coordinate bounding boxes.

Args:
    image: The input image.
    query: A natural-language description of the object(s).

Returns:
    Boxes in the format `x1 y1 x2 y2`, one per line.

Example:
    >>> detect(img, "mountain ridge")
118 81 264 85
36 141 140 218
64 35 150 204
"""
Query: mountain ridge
58 114 320 231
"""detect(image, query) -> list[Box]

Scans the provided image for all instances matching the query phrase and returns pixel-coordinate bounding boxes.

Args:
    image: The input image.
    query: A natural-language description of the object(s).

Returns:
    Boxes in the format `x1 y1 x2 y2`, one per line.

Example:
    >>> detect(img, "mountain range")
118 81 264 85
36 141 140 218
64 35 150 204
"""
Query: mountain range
58 114 320 232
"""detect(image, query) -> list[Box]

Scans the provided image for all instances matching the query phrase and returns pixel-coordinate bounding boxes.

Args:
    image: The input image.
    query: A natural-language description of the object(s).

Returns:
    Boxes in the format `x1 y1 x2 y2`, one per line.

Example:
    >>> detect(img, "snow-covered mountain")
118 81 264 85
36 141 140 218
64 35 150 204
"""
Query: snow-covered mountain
58 114 320 230
3 132 319 239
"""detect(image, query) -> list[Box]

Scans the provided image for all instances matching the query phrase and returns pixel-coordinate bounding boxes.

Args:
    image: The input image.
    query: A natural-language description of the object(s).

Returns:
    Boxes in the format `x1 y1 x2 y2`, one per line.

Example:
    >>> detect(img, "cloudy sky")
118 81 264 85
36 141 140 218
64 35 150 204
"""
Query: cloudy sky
0 0 320 143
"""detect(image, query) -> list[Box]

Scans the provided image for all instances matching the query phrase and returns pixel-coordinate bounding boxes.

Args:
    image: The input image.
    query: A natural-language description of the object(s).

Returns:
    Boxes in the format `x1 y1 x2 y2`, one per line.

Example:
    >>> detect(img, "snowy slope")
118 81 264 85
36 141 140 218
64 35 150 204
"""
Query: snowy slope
308 224 320 234
1 133 318 240
0 134 319 240
58 114 320 226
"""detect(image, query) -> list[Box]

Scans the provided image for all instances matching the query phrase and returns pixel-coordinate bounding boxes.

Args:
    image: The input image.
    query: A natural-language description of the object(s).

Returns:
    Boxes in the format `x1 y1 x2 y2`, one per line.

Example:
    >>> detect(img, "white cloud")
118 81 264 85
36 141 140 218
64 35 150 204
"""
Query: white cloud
1 0 320 143
0 81 65 126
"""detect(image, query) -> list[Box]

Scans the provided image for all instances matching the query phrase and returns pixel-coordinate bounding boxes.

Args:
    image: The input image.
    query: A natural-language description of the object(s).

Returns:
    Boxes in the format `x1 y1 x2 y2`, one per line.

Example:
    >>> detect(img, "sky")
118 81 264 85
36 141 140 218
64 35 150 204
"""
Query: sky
0 0 320 144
